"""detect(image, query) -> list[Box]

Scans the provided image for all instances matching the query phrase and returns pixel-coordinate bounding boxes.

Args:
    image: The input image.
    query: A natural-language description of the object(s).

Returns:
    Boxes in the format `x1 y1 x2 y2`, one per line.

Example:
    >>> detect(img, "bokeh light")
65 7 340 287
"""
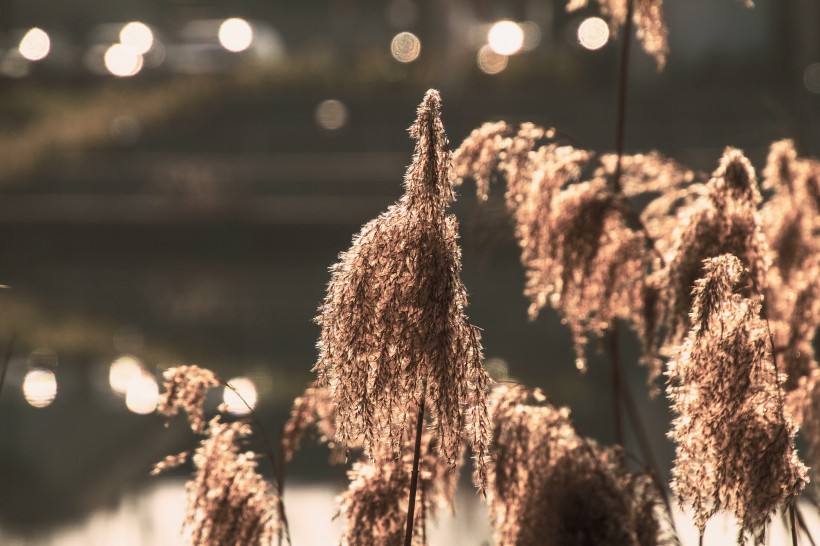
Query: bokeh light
578 17 609 51
109 355 144 395
119 22 154 55
104 44 143 77
125 372 159 415
23 369 57 408
315 99 349 130
218 18 254 53
520 21 542 52
223 377 258 415
18 27 51 61
477 45 508 75
390 32 421 63
487 20 524 56
804 63 820 94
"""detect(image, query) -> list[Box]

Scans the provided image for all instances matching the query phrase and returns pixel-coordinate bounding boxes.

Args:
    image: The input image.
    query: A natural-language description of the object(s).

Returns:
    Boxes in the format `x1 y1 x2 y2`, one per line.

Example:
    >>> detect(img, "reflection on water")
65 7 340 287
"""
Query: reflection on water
1 480 817 545
0 481 492 545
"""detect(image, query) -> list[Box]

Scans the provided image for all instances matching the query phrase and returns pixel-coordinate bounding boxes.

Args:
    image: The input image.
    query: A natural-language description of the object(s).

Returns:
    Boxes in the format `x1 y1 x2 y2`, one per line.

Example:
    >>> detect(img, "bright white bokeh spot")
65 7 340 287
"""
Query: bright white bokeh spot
23 369 57 408
18 27 51 61
218 18 254 53
487 20 524 56
104 43 143 77
223 377 258 415
578 17 610 51
390 32 421 63
477 44 508 75
120 22 154 55
109 355 144 394
804 63 820 94
125 372 159 415
315 99 349 130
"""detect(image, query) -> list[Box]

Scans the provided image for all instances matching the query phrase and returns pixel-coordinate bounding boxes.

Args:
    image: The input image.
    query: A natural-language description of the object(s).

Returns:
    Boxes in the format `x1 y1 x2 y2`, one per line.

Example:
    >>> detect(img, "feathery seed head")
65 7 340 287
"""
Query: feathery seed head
157 365 219 433
314 90 491 489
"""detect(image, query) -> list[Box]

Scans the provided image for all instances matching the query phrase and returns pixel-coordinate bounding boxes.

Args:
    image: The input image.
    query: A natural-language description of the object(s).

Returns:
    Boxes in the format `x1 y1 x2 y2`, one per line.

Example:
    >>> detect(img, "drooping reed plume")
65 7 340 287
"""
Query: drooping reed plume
658 148 770 347
153 365 286 546
566 0 668 69
454 123 657 379
313 90 491 487
487 385 671 546
666 254 806 543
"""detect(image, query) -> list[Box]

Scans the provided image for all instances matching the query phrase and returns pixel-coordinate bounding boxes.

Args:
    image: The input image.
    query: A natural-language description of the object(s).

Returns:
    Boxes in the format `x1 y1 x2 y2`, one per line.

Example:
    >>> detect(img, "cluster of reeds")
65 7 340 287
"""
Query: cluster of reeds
147 1 819 544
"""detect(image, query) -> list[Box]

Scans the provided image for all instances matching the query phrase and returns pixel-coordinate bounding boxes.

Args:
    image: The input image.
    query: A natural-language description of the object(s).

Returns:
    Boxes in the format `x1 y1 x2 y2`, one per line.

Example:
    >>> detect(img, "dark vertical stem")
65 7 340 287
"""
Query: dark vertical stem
790 503 799 546
795 504 817 546
606 327 625 447
0 334 17 402
612 0 635 193
698 532 704 546
404 395 426 546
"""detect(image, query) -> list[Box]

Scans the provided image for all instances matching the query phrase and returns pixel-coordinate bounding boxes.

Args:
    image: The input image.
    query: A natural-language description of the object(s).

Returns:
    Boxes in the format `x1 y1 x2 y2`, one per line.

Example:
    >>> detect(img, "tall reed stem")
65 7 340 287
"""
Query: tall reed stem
404 394 426 546
606 327 625 447
612 0 634 193
0 334 17 403
790 503 799 546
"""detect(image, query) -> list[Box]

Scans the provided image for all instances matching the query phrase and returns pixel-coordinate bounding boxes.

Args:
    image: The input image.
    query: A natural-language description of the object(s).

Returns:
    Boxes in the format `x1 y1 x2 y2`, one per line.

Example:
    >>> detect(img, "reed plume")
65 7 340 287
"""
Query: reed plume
486 385 670 546
154 365 286 546
280 385 344 465
454 123 656 378
658 148 770 347
336 420 459 546
313 89 491 488
666 254 806 543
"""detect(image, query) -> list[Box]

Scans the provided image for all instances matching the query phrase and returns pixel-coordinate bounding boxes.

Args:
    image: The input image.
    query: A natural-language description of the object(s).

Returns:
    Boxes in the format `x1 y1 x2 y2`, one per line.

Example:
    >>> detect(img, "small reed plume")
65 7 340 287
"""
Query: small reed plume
659 148 770 347
487 385 670 546
666 254 806 544
566 0 668 69
314 89 491 488
280 385 344 465
336 423 459 546
454 123 656 378
154 365 286 545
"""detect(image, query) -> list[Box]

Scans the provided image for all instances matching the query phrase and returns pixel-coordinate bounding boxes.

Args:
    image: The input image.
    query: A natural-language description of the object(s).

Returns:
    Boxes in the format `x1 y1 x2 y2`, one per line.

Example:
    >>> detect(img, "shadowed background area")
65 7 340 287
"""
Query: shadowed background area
0 0 817 543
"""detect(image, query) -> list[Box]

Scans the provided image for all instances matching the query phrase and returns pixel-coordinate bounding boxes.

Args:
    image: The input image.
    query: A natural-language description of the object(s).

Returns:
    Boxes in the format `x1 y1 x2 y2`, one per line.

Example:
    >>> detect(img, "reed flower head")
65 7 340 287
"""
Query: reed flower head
157 365 219 433
667 254 806 543
336 422 459 546
314 90 491 487
660 148 770 346
179 417 281 546
487 385 668 546
281 385 345 465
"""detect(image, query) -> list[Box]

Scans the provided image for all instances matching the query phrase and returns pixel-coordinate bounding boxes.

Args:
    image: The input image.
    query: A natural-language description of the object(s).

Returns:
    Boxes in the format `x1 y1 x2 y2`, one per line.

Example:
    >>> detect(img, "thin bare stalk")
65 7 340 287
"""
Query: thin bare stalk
220 378 291 545
795 504 817 546
606 327 625 447
0 334 17 402
404 394 426 546
612 0 635 194
790 503 799 546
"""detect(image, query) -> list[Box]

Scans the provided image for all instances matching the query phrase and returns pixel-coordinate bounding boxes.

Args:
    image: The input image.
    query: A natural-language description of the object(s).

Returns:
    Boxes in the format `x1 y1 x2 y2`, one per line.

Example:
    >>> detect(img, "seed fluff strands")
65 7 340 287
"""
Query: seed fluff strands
336 420 459 546
313 89 491 489
659 148 770 348
157 365 219 433
281 385 346 465
566 0 668 69
487 385 671 546
454 124 656 378
666 254 806 544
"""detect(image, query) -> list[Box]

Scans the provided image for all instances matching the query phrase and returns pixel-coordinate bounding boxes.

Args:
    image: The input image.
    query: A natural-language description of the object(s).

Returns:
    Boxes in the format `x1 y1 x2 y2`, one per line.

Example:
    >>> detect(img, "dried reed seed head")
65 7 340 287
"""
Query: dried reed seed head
567 0 668 68
313 90 491 490
337 423 459 546
596 151 696 198
487 385 666 546
183 417 281 546
157 365 220 433
667 254 807 542
788 368 820 480
151 451 190 476
659 148 769 346
281 385 343 464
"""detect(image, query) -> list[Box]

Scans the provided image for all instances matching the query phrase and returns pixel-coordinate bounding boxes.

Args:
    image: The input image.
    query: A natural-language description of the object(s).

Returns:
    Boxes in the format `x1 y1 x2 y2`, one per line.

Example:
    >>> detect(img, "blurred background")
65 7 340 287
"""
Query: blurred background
0 0 817 543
